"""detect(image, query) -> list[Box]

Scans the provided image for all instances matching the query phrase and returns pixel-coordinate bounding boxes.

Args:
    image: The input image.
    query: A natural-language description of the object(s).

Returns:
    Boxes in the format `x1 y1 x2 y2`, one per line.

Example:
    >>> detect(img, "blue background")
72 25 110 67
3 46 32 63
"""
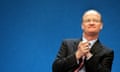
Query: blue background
0 0 120 72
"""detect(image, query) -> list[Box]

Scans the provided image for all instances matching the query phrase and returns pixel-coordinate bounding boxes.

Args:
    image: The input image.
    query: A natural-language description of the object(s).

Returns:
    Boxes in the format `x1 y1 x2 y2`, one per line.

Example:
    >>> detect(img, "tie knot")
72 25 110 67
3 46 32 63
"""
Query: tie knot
88 42 91 48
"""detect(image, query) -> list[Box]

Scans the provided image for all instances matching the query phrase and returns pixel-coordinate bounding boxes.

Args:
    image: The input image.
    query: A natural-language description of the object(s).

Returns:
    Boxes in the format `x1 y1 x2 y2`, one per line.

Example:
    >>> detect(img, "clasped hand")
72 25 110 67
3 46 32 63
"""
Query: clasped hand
75 41 92 60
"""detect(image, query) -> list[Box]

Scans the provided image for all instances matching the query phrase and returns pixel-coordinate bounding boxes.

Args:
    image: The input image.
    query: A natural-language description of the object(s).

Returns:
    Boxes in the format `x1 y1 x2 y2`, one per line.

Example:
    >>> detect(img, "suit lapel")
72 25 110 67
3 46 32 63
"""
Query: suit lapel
90 40 103 55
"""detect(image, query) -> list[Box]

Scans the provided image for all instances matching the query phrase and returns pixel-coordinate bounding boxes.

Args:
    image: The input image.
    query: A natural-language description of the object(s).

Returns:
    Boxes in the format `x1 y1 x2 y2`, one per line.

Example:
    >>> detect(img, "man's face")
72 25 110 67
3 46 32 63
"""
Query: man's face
82 13 103 35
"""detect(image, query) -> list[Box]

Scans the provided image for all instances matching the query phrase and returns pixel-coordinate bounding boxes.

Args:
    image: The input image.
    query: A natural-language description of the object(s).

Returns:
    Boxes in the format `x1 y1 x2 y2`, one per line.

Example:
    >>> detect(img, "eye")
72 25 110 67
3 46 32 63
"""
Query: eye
93 19 101 23
83 19 91 22
83 19 101 23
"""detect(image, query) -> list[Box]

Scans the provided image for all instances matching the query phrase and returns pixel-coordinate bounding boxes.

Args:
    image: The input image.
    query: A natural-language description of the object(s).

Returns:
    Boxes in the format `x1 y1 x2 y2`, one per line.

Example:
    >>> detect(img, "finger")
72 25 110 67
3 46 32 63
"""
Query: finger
83 47 90 51
84 42 90 48
78 42 87 48
81 42 89 48
84 48 90 52
78 41 83 48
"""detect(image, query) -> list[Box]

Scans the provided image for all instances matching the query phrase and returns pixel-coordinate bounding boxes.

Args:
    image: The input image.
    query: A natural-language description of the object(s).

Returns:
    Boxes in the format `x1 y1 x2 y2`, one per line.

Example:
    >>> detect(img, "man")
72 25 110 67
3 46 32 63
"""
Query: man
52 9 114 72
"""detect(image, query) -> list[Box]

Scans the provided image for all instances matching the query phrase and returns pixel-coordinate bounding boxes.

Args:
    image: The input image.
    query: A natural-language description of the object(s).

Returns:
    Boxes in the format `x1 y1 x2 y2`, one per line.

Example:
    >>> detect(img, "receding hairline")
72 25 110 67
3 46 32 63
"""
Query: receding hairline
83 9 101 18
82 9 102 22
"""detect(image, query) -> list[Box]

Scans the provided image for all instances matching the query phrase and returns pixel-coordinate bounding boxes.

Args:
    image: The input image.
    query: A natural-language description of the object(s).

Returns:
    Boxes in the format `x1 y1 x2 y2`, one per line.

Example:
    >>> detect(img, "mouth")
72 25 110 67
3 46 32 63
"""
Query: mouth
88 27 96 28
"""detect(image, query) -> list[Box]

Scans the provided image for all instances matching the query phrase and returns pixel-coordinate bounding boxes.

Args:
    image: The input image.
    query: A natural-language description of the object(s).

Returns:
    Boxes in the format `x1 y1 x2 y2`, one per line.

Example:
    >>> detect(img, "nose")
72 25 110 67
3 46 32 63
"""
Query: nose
89 20 94 25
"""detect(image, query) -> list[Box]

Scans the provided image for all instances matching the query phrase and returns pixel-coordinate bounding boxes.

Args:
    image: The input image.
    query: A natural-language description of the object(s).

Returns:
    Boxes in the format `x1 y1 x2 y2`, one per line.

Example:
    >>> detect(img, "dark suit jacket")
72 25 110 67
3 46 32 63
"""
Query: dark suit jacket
52 39 114 72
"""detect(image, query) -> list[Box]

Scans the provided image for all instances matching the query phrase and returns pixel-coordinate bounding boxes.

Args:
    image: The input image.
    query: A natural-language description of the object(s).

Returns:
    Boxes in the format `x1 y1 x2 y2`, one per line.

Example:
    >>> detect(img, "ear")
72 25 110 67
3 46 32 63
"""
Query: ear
100 24 103 30
81 23 84 30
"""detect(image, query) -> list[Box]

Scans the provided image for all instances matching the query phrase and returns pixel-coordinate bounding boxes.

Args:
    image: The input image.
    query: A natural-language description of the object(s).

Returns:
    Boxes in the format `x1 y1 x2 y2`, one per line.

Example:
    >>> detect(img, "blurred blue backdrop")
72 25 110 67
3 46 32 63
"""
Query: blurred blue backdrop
0 0 120 72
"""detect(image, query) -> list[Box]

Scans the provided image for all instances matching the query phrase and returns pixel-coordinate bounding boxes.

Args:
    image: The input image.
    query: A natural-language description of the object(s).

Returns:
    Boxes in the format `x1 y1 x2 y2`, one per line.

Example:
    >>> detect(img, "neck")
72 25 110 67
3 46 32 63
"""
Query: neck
83 33 98 41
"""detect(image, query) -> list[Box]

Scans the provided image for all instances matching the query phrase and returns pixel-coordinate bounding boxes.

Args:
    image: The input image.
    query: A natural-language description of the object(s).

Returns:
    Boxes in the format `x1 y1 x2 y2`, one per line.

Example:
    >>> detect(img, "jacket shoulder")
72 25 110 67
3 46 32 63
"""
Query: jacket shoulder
101 44 114 53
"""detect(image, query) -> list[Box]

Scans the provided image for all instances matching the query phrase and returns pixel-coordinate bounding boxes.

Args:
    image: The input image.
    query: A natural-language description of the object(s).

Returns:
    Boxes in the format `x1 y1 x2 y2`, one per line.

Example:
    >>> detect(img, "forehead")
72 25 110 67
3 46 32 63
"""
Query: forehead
83 10 101 19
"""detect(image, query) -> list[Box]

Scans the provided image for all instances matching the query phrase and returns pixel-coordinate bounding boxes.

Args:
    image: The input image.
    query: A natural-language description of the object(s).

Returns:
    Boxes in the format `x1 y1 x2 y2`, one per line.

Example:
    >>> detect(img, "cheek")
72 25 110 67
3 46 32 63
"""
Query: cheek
82 24 88 27
97 25 102 29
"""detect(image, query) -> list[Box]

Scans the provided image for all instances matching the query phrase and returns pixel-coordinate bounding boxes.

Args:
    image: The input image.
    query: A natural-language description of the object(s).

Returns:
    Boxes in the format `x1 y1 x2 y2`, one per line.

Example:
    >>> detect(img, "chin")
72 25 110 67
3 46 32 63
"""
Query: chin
87 32 98 35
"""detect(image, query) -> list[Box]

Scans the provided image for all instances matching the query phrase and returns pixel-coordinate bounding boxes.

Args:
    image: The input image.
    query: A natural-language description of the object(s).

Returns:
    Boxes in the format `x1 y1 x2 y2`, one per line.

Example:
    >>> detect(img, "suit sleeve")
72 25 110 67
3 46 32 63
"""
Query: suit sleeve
52 40 79 72
85 49 114 72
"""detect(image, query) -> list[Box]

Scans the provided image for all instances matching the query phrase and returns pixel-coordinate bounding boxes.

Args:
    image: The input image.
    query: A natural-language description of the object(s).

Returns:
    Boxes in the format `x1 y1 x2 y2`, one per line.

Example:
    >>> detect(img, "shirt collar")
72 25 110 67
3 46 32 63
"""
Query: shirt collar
82 37 97 48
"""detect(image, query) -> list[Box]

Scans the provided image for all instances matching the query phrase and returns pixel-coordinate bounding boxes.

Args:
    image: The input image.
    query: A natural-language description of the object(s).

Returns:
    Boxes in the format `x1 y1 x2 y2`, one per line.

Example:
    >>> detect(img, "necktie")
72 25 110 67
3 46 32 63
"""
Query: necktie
74 56 85 72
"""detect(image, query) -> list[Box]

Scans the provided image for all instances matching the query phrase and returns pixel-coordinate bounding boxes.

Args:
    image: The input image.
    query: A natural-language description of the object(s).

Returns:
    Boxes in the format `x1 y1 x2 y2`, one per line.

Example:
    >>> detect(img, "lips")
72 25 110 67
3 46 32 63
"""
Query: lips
88 27 96 28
